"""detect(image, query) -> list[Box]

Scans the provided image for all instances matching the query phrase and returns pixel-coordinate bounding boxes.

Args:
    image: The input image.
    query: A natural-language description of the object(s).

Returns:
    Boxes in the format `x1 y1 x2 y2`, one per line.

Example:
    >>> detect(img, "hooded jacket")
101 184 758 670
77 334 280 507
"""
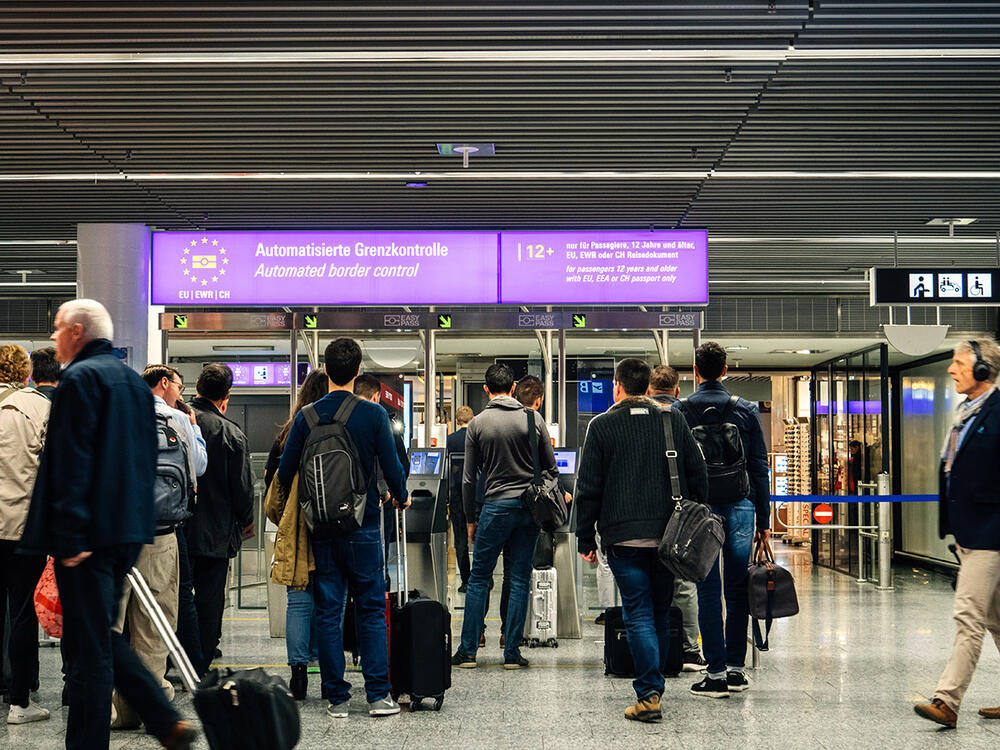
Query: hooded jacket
0 385 51 541
461 395 558 519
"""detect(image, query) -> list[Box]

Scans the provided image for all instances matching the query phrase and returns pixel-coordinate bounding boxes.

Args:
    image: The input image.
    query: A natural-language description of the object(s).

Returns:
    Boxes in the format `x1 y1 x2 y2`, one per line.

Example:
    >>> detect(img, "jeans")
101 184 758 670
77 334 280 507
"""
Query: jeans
175 527 206 675
286 583 318 666
55 544 181 749
459 498 538 662
696 498 756 676
606 545 675 700
313 524 389 704
0 540 45 706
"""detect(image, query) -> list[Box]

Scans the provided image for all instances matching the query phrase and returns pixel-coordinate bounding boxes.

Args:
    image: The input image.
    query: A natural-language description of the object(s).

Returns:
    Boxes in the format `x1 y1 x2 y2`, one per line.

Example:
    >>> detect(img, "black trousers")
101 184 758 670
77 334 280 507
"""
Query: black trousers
449 499 471 586
0 540 45 706
55 544 179 749
175 528 206 676
191 555 230 666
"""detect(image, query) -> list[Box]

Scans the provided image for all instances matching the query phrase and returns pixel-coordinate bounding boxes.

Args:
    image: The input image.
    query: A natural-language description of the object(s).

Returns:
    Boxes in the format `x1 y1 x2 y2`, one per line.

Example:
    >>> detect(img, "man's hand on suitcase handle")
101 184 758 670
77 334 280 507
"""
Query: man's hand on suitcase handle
391 494 411 510
61 551 92 567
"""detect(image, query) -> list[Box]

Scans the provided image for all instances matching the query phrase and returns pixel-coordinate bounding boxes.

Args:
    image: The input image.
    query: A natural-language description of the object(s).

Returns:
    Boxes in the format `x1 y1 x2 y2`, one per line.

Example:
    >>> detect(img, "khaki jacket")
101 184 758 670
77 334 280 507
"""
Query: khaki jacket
265 475 314 589
0 385 51 541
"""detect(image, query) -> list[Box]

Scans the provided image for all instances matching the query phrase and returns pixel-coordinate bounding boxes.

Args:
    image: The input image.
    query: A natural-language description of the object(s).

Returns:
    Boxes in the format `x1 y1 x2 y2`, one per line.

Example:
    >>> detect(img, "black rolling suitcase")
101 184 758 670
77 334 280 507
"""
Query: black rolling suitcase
125 568 300 749
603 605 683 678
388 507 451 711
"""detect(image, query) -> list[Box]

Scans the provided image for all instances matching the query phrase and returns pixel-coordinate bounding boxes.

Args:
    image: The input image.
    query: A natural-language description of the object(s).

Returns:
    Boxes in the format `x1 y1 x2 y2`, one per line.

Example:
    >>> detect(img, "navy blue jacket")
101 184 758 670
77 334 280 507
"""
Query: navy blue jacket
678 380 771 531
19 339 157 557
277 390 407 528
939 389 1000 550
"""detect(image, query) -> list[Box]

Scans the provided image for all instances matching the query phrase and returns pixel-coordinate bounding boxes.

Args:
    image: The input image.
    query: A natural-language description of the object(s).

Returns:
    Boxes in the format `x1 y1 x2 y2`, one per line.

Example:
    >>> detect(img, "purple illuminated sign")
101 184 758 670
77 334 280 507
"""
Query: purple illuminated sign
499 230 708 305
152 230 498 306
226 362 299 387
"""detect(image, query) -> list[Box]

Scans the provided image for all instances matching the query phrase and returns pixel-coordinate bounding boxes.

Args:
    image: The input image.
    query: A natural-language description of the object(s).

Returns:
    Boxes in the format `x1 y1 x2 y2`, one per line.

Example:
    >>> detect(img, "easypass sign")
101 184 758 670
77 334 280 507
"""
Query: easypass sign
870 267 999 306
151 230 498 305
152 229 708 307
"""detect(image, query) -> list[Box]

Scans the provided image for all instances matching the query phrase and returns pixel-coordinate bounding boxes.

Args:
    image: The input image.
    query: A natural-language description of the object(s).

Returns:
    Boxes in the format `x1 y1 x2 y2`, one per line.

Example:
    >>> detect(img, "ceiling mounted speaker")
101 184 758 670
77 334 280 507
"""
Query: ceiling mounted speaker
363 340 421 369
882 324 950 356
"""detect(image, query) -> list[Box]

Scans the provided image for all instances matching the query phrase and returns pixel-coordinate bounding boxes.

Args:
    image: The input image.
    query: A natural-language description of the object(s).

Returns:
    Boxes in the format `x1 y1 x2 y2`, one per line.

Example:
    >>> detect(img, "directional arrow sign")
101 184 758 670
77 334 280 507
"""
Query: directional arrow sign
304 314 318 329
173 315 188 329
437 315 453 329
572 314 586 328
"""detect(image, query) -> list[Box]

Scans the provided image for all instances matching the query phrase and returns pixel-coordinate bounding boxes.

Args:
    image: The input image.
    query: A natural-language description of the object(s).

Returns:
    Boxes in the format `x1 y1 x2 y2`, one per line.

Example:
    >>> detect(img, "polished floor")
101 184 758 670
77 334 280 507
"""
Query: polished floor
4 546 1000 749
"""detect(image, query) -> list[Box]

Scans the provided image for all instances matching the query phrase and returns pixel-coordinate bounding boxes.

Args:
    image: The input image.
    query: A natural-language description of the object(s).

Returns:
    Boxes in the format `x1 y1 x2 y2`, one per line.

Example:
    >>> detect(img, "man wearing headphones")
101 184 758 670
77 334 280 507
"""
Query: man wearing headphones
915 338 1000 728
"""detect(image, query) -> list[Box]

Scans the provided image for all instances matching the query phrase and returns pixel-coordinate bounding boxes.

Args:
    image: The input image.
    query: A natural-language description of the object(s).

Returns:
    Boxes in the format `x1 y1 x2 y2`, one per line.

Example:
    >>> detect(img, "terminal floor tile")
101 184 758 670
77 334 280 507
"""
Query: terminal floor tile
4 548 1000 749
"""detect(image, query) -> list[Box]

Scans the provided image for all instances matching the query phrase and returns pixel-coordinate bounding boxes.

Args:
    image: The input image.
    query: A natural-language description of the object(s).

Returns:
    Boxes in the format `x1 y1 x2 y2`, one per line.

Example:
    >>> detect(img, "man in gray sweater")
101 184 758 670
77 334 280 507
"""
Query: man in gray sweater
452 364 557 669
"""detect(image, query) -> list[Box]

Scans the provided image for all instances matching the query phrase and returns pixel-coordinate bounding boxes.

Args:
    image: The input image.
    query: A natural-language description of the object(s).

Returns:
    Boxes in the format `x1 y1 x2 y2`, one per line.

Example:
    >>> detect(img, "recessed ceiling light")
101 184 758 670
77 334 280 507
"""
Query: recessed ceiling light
925 218 977 226
725 345 749 351
405 181 428 188
212 345 275 353
770 348 829 355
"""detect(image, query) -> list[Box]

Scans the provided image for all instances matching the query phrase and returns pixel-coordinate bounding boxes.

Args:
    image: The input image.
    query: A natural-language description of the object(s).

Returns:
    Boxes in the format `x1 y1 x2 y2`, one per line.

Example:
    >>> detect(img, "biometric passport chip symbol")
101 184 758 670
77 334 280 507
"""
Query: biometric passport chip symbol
192 255 217 269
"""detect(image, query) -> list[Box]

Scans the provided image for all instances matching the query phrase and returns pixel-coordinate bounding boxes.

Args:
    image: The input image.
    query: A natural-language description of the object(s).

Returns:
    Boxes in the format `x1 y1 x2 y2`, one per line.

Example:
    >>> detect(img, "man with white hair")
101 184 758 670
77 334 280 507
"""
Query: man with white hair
19 299 196 750
915 337 1000 728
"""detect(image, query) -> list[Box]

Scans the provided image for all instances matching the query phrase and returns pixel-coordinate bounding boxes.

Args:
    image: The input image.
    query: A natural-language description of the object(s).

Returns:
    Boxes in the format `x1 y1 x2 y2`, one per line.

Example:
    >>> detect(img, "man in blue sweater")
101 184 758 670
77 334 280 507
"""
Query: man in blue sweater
278 338 408 719
678 341 771 698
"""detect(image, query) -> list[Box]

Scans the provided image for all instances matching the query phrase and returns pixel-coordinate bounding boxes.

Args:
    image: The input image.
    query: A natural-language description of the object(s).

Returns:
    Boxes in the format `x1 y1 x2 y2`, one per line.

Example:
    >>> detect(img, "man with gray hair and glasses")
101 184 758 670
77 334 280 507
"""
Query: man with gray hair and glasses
915 337 1000 728
19 299 196 749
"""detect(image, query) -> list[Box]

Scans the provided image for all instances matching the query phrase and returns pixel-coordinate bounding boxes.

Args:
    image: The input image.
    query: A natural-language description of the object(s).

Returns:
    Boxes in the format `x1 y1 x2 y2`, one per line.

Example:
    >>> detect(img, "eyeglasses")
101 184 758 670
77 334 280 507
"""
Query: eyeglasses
170 379 184 389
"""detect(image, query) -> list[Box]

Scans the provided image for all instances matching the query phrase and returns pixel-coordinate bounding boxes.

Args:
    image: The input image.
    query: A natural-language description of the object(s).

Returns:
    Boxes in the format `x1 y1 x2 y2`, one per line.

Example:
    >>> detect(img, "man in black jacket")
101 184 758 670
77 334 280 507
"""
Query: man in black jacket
678 342 770 698
576 358 708 723
19 299 195 749
915 338 1000 728
188 363 255 669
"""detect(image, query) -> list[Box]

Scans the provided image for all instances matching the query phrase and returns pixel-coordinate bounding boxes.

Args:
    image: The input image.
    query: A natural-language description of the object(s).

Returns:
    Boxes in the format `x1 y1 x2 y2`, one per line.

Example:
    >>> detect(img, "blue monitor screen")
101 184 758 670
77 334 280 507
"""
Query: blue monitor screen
410 450 442 476
577 379 613 413
554 450 577 475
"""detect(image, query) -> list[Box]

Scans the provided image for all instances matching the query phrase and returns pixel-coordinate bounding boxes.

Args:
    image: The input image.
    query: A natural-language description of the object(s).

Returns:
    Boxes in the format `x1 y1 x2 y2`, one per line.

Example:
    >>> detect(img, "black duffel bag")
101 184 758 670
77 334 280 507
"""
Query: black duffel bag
193 667 301 750
747 538 799 651
520 409 569 533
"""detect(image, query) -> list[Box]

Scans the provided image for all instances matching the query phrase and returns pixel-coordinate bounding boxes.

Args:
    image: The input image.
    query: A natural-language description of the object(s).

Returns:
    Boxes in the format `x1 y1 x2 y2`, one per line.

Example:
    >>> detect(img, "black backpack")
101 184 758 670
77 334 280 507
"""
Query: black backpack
153 413 194 523
297 395 370 539
681 395 750 503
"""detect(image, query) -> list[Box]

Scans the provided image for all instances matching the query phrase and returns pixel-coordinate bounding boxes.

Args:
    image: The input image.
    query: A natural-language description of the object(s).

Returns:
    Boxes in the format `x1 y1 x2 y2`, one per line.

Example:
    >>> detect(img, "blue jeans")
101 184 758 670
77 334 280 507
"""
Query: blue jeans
285 583 318 666
313 524 389 704
459 498 538 661
696 499 756 676
606 546 675 700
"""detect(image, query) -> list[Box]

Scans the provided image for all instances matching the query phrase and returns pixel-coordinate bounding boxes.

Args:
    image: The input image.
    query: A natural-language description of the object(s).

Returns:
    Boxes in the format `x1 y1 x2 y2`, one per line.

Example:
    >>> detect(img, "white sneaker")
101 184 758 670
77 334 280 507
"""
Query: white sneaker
8 700 51 724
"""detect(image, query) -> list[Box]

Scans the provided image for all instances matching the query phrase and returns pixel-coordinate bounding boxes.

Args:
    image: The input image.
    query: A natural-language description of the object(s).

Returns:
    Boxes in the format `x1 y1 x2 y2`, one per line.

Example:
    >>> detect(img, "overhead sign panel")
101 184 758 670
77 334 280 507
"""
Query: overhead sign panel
499 230 708 305
870 267 999 306
151 230 498 306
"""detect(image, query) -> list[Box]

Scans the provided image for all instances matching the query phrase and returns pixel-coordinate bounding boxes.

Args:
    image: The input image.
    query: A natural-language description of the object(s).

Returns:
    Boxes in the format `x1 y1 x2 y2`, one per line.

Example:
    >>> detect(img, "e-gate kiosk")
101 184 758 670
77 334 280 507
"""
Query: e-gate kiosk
552 448 584 639
403 449 449 605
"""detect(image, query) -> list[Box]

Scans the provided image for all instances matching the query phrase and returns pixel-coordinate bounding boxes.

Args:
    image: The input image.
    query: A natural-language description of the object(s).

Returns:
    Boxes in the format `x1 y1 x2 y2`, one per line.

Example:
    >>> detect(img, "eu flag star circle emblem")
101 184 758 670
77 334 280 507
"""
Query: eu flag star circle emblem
179 235 227 288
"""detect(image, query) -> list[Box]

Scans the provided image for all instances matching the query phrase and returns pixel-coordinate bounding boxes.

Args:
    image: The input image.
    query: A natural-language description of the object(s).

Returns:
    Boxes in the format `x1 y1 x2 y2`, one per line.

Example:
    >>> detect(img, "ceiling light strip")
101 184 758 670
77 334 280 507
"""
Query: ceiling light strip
0 48 998 65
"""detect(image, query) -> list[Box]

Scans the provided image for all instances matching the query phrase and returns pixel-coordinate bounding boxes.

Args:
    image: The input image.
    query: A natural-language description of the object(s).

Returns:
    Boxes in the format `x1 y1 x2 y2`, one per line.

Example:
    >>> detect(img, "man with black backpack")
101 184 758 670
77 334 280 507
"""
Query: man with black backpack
277 338 408 719
678 342 771 698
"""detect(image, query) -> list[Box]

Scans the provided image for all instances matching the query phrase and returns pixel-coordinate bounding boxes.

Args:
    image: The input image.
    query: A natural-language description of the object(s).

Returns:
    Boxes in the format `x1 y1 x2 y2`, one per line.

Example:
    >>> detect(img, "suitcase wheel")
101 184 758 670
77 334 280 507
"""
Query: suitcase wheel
410 698 422 712
433 696 444 711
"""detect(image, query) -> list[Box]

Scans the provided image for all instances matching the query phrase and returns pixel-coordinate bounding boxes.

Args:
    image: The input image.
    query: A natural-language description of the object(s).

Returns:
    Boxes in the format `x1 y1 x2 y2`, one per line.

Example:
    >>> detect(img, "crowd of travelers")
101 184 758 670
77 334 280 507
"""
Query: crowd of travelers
2 296 995 747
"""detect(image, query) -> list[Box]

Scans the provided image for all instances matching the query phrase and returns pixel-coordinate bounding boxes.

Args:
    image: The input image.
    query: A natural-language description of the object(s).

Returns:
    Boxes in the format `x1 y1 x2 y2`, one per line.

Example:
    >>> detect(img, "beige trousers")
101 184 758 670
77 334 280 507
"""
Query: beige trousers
934 546 1000 712
113 532 180 700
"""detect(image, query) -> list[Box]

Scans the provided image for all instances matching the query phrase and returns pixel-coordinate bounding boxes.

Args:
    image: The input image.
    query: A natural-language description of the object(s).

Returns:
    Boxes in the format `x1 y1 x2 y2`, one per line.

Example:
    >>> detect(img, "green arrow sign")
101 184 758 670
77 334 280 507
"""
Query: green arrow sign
572 314 586 328
304 314 318 329
438 315 453 329
173 315 188 329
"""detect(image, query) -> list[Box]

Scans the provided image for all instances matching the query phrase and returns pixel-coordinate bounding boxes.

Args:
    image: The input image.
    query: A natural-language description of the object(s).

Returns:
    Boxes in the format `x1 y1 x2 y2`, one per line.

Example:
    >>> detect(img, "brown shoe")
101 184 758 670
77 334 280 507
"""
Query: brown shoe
479 632 486 648
160 720 198 750
499 633 505 648
914 698 957 728
625 693 662 723
979 706 1000 719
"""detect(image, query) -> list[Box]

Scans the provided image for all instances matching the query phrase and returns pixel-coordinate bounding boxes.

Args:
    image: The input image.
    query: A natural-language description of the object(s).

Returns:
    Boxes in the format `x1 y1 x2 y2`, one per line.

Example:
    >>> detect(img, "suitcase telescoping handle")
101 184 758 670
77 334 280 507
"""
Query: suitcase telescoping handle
395 505 409 605
126 567 200 693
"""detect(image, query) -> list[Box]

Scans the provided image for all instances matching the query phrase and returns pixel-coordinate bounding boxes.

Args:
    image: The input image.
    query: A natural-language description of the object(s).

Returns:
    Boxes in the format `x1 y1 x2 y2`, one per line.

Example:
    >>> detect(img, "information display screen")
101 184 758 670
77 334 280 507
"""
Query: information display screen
409 450 443 476
870 267 998 306
554 450 577 475
578 379 613 413
152 230 498 305
226 362 302 386
499 230 708 304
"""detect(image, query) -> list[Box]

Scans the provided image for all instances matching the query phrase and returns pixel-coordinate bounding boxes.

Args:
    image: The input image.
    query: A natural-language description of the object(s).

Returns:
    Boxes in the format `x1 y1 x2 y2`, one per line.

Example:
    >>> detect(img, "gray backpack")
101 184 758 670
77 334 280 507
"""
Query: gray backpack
154 413 193 523
656 406 724 582
298 395 369 539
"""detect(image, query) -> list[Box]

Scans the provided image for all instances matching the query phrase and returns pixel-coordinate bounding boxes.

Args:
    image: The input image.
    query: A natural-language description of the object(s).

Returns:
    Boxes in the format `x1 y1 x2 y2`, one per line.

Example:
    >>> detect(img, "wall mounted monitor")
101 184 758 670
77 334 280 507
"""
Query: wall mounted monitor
409 449 443 477
554 450 577 476
226 362 308 387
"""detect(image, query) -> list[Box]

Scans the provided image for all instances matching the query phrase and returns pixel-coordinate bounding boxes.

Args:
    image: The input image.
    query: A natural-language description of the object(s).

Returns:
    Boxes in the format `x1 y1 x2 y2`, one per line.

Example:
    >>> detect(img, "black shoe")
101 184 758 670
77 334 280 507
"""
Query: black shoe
213 648 222 660
458 583 468 593
503 655 530 670
726 671 750 692
451 650 477 669
690 676 730 699
682 652 707 672
594 611 607 626
289 664 308 701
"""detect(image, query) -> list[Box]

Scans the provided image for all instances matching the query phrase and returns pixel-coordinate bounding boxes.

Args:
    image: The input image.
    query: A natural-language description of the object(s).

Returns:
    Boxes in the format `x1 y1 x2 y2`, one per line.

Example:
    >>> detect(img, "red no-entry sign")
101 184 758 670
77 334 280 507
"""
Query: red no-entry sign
814 503 834 524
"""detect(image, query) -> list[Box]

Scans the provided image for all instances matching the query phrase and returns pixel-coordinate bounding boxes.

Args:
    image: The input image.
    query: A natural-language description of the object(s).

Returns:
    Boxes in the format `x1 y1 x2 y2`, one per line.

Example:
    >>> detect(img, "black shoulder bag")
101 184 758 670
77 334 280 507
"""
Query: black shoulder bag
519 410 569 533
747 537 799 650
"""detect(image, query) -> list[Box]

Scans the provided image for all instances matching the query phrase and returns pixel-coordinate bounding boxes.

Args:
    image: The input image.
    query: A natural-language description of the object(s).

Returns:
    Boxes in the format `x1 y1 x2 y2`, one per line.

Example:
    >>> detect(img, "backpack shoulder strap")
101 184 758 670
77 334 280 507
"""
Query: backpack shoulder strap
721 395 739 422
0 387 18 405
302 403 320 430
526 408 541 483
679 396 707 425
333 393 361 426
